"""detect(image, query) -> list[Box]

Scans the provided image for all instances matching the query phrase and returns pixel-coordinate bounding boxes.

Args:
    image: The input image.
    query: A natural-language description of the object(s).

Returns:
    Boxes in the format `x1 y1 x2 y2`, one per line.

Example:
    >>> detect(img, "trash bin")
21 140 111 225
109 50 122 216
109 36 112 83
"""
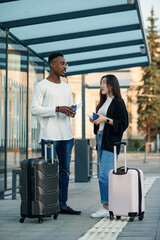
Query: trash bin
75 139 90 182
0 190 4 199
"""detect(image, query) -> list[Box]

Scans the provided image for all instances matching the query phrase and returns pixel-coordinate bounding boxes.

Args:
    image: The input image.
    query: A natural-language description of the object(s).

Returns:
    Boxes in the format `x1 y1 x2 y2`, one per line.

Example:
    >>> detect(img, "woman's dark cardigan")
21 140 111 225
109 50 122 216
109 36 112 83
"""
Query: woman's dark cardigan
94 97 129 155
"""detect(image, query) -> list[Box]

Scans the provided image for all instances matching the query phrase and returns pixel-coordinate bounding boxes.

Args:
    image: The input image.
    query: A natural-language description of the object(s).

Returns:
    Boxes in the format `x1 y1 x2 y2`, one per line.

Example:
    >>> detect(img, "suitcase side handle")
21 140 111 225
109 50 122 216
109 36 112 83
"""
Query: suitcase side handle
114 142 127 173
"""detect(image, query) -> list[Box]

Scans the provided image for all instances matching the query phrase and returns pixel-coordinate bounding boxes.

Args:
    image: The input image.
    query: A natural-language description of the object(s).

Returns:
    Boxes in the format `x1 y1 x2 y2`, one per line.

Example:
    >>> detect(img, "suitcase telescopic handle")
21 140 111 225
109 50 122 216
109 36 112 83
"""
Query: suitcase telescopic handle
44 142 54 163
113 142 127 173
113 142 126 146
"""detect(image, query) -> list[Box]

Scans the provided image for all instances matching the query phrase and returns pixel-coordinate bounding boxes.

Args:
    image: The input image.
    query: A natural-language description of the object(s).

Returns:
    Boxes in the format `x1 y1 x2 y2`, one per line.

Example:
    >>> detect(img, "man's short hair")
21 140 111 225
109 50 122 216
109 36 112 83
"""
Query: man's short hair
48 52 63 63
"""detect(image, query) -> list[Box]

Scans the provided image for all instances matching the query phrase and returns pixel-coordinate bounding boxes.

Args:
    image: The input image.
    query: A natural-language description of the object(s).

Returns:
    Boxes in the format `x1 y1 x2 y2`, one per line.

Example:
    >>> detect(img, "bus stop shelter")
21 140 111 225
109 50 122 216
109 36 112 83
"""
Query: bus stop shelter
0 0 151 135
0 0 151 185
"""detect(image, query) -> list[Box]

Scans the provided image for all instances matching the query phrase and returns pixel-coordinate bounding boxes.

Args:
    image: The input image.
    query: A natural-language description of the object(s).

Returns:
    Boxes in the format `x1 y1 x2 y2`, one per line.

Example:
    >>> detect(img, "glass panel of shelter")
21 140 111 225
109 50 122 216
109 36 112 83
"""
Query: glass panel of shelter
0 29 6 196
7 34 27 189
28 53 44 159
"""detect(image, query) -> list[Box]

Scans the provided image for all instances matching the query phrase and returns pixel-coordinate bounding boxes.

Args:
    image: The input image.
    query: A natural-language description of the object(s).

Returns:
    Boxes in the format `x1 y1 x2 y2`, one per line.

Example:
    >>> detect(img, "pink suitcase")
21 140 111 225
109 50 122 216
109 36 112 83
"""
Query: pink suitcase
109 142 145 222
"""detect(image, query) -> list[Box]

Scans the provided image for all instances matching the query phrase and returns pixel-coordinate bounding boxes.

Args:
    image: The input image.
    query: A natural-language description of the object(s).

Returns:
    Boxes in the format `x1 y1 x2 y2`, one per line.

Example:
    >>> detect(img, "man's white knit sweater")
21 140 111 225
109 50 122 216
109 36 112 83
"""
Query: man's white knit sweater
31 79 73 142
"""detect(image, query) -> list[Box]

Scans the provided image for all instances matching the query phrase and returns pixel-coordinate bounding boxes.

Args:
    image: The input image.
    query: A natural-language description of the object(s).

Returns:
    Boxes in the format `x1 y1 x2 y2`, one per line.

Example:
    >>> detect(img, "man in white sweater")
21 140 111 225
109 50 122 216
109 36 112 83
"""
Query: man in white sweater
31 52 81 215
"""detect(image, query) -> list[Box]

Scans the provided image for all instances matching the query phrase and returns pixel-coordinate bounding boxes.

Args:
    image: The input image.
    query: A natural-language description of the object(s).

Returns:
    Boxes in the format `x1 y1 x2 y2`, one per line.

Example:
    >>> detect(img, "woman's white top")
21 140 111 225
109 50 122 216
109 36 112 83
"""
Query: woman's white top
98 96 114 131
31 79 73 142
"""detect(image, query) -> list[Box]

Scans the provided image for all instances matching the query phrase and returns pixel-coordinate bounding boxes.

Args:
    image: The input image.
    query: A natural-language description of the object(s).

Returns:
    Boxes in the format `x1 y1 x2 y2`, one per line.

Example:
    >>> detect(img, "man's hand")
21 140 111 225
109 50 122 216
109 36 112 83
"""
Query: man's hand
70 105 76 118
58 106 76 117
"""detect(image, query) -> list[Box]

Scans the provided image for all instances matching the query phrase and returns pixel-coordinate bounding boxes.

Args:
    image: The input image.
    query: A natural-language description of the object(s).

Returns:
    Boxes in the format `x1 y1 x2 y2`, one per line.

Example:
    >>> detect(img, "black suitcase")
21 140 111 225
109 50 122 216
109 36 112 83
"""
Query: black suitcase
19 142 59 223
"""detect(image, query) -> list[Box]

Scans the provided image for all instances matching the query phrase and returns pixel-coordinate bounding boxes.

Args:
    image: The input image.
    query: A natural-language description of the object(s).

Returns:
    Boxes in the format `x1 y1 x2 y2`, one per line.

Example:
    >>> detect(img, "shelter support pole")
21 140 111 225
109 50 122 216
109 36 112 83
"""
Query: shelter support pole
82 74 85 139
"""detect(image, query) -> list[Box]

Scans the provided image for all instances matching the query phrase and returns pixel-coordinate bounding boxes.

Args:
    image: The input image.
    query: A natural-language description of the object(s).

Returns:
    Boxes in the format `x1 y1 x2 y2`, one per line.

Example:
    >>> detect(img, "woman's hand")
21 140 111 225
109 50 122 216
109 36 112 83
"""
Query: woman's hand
94 114 113 125
89 118 94 123
93 113 107 124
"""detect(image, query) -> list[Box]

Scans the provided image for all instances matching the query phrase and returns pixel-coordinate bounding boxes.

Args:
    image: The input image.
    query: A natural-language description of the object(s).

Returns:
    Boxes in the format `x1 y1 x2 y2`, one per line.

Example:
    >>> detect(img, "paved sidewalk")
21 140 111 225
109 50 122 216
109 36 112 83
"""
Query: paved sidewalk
117 177 160 240
0 153 160 240
0 176 160 240
0 179 101 240
78 177 160 240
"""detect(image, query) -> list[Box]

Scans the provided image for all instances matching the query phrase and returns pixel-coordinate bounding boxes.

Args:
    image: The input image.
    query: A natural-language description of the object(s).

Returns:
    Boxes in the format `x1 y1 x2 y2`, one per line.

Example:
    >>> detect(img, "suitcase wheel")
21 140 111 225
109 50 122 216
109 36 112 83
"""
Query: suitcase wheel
109 212 114 220
138 213 144 221
129 216 135 222
38 218 43 224
53 213 58 220
116 216 121 220
19 216 25 223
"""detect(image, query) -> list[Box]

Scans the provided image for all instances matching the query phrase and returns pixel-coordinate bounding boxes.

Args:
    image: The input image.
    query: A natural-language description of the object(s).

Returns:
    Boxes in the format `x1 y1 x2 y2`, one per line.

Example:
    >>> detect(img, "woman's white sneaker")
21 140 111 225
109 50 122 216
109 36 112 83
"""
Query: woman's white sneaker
91 207 109 218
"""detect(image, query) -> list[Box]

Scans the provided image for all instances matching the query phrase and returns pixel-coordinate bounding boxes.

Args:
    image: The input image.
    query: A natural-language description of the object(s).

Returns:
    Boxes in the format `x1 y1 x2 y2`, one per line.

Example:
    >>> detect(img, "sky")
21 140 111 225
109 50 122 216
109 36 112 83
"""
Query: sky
140 0 160 31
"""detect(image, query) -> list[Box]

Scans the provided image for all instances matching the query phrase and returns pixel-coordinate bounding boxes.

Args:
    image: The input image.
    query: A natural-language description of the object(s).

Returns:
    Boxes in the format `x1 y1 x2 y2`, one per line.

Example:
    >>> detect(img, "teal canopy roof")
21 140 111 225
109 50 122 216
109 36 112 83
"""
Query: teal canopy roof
0 0 151 76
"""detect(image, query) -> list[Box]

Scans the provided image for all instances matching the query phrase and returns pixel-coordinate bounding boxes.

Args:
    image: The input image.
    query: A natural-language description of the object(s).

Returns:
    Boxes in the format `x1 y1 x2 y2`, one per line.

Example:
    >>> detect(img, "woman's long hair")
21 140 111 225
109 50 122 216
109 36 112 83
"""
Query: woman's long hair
96 74 122 113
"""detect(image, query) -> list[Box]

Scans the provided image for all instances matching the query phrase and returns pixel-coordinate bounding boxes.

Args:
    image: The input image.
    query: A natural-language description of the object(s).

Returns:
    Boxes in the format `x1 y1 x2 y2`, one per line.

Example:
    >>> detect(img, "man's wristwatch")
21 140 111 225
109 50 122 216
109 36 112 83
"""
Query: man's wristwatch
106 118 110 124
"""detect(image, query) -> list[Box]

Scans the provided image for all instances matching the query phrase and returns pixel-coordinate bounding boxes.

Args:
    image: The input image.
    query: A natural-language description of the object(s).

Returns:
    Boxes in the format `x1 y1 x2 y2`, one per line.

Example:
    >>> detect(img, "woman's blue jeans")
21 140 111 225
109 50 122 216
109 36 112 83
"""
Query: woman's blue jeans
97 131 118 204
41 138 74 208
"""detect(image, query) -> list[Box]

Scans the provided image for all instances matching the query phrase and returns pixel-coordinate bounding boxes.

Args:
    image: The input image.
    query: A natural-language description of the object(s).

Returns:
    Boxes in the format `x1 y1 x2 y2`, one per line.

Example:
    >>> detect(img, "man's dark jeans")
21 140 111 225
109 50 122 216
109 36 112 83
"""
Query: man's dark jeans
41 138 74 208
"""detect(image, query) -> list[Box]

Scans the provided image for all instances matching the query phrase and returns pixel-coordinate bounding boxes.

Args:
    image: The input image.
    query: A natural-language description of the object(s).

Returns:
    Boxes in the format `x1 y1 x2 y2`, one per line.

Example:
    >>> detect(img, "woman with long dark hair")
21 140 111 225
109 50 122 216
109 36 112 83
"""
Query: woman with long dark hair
90 74 128 218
